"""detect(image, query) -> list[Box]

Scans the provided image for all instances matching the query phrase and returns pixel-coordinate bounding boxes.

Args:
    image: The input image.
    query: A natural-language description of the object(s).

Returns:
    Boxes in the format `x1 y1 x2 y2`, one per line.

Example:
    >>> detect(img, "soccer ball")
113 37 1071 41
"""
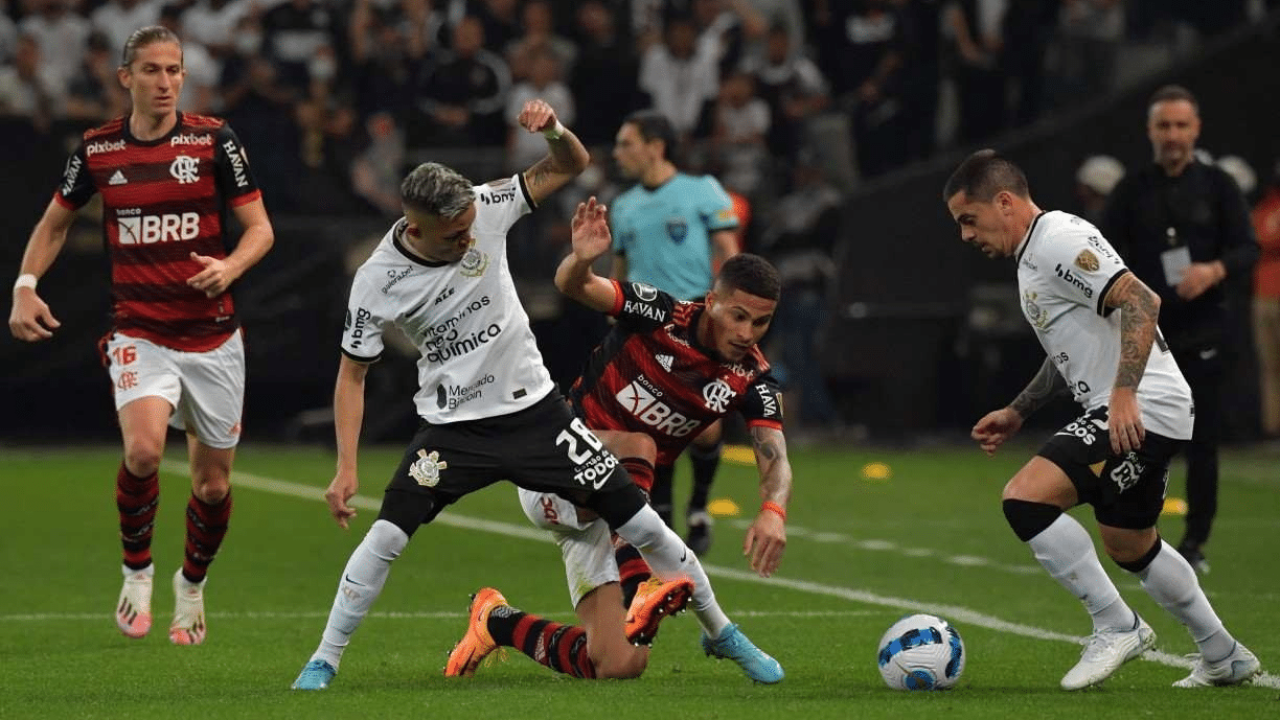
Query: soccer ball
876 613 966 690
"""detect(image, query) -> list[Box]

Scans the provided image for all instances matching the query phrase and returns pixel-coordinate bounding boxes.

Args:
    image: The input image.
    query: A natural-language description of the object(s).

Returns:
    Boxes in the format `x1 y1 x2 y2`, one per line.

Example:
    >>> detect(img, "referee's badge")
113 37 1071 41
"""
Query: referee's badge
409 449 448 487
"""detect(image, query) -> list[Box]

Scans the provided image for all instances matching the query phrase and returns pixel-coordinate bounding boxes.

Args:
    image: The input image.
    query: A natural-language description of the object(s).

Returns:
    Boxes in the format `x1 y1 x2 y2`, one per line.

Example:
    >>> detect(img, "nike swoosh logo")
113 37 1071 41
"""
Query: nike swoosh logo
344 574 367 587
680 549 688 563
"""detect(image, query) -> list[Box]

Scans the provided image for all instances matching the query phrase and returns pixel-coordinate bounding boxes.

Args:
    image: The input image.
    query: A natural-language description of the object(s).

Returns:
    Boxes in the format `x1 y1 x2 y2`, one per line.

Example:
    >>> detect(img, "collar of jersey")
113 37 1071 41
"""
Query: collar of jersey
392 219 453 267
122 111 186 146
1015 211 1048 265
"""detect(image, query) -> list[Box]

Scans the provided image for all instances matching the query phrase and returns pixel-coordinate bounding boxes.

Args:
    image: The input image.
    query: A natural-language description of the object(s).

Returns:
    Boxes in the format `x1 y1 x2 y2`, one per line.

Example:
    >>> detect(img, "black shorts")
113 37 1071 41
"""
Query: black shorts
1037 406 1183 529
384 390 631 516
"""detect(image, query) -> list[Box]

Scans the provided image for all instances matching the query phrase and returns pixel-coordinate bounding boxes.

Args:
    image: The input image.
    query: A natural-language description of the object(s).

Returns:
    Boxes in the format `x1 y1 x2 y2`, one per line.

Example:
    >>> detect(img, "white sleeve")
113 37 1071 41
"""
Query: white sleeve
340 272 387 361
472 174 534 233
1036 226 1129 315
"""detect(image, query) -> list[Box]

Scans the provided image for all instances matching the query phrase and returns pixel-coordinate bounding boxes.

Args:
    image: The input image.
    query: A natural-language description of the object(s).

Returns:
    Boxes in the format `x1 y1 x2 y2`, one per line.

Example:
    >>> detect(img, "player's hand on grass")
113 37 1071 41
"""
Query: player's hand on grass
325 470 359 529
971 407 1023 456
744 511 786 578
9 289 60 341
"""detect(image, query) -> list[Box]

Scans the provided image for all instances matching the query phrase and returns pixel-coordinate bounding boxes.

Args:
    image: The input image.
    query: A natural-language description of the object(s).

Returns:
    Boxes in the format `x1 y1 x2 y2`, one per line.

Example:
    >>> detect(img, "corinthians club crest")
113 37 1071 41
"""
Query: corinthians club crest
409 449 448 487
460 246 490 277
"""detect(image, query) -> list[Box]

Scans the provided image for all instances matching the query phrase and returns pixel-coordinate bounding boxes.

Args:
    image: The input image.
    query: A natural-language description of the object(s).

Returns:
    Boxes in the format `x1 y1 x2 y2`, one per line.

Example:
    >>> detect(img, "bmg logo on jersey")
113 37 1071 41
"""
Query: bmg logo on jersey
117 212 201 245
615 379 702 437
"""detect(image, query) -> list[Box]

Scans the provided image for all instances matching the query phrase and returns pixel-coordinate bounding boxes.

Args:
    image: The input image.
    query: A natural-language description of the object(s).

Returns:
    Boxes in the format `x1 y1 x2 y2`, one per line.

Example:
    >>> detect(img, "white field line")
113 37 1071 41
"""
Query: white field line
10 460 1276 690
0 609 878 622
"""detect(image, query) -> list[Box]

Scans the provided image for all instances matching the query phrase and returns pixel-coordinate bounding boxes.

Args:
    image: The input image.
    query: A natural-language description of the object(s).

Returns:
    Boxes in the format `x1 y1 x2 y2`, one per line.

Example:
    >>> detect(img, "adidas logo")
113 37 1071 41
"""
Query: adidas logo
108 170 128 186
656 354 674 372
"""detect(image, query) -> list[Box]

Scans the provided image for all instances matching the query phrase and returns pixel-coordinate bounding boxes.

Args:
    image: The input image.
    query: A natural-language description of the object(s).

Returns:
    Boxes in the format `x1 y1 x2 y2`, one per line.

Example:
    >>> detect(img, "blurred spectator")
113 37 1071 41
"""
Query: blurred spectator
1050 0 1123 110
0 32 63 130
222 54 298 209
1001 0 1055 127
181 0 250 59
891 0 943 161
742 0 805 61
293 97 364 214
819 0 910 177
942 0 1008 143
158 4 220 114
568 0 642 147
348 0 432 118
262 0 338 94
351 111 407 217
710 70 770 196
0 0 16 64
1253 160 1280 439
742 22 827 166
64 30 128 122
1073 154 1124 224
692 0 765 79
506 0 576 82
639 14 719 142
506 47 574 172
413 14 511 147
91 0 161 57
759 154 841 431
474 0 521 54
18 0 90 92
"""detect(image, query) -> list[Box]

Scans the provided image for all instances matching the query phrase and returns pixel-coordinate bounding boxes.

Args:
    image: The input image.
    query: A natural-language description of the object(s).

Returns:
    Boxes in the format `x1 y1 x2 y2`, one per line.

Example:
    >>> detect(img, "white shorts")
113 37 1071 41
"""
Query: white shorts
105 331 245 449
518 488 619 607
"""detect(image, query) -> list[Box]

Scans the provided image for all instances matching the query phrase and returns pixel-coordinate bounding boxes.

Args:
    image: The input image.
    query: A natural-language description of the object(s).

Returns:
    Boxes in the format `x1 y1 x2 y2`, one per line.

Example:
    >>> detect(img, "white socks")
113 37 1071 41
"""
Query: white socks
311 520 409 669
1133 539 1235 661
1027 513 1135 632
615 504 731 638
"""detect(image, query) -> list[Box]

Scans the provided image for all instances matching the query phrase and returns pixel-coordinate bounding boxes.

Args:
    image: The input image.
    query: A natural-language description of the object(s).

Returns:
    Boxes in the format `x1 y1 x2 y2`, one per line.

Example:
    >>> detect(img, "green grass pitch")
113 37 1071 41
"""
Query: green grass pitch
1 441 1276 719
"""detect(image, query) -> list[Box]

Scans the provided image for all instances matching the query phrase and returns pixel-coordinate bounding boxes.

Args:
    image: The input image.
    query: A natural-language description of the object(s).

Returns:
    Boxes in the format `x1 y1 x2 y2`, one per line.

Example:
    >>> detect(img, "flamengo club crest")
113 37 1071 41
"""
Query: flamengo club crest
170 155 199 184
408 449 448 487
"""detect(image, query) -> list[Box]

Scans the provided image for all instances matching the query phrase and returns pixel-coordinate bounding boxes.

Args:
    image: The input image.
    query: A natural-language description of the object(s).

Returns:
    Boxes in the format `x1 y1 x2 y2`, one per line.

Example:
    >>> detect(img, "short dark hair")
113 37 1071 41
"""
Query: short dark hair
716 253 781 301
1148 84 1199 114
120 25 181 69
622 110 677 162
942 149 1030 203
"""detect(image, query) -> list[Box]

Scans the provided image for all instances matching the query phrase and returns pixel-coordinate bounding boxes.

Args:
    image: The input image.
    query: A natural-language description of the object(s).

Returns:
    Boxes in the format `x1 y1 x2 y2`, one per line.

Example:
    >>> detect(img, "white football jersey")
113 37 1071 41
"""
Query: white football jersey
1015 211 1193 440
340 174 555 423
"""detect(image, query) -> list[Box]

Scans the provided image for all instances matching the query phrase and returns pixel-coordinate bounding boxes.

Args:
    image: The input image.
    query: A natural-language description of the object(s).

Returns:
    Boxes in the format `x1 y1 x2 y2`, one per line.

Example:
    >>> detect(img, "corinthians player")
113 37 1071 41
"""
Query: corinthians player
944 149 1261 690
292 100 754 689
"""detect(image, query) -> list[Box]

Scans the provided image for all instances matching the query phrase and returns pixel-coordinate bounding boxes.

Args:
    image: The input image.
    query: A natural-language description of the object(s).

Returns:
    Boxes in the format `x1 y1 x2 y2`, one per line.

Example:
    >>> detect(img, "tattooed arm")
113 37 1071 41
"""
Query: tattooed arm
1009 357 1068 420
745 425 792 577
515 99 590 206
1102 270 1162 453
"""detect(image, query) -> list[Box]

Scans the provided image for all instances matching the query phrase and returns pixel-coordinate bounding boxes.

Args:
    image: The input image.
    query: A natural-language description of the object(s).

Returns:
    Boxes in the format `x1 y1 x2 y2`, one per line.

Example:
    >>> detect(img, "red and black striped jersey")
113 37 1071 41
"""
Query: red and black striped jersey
55 113 262 352
569 280 784 466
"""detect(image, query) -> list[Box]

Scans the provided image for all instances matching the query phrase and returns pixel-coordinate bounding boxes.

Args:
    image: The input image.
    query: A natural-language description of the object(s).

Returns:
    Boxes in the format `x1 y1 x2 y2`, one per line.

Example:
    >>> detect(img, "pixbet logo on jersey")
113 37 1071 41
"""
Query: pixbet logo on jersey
615 379 702 437
116 209 200 245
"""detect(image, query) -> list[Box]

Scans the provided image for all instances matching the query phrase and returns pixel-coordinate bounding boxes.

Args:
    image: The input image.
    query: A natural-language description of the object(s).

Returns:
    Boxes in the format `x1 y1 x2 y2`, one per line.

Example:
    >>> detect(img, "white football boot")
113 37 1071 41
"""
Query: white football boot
116 564 154 639
1173 643 1262 688
1060 615 1156 690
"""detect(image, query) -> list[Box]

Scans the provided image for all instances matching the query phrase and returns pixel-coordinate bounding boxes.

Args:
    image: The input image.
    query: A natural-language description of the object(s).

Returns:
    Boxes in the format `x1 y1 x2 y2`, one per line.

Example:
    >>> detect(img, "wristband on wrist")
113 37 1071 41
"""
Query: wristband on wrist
13 273 37 293
542 119 566 140
761 501 786 521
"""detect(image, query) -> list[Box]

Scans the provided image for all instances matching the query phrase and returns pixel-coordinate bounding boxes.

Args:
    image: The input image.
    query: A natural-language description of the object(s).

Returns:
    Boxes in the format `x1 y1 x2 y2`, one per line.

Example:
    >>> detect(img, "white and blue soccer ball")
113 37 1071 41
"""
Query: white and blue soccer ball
877 613 966 690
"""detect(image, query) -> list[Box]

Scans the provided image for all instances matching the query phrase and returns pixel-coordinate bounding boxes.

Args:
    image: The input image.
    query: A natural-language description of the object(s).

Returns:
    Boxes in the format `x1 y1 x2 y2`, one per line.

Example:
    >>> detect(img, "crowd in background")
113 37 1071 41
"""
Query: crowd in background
0 0 1271 221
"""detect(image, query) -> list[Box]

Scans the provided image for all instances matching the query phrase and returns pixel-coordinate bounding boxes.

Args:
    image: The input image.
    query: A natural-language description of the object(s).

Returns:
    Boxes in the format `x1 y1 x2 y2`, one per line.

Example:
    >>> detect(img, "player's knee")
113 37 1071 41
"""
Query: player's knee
123 443 163 477
1002 499 1063 542
192 478 230 504
591 647 647 679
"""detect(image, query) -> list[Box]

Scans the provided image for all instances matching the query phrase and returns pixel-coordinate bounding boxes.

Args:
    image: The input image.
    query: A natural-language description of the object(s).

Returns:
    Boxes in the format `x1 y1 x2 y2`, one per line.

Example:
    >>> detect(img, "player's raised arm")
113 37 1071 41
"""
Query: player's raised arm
517 98 589 206
9 198 77 341
556 197 619 313
1102 270 1161 454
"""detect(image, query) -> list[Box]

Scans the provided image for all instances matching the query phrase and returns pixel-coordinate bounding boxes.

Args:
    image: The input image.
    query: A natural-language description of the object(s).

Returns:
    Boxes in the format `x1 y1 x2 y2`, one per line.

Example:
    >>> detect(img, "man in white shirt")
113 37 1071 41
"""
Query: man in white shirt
291 99 770 690
943 149 1261 691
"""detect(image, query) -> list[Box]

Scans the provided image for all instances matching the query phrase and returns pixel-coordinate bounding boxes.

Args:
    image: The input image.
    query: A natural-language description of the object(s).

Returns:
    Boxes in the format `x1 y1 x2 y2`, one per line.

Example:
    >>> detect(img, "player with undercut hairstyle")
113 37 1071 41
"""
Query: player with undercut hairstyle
943 149 1261 690
8 25 274 646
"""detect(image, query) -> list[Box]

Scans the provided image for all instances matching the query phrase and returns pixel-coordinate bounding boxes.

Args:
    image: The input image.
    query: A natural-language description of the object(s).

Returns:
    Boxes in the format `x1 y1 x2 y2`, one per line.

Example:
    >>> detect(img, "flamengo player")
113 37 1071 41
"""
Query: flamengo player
8 26 274 645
